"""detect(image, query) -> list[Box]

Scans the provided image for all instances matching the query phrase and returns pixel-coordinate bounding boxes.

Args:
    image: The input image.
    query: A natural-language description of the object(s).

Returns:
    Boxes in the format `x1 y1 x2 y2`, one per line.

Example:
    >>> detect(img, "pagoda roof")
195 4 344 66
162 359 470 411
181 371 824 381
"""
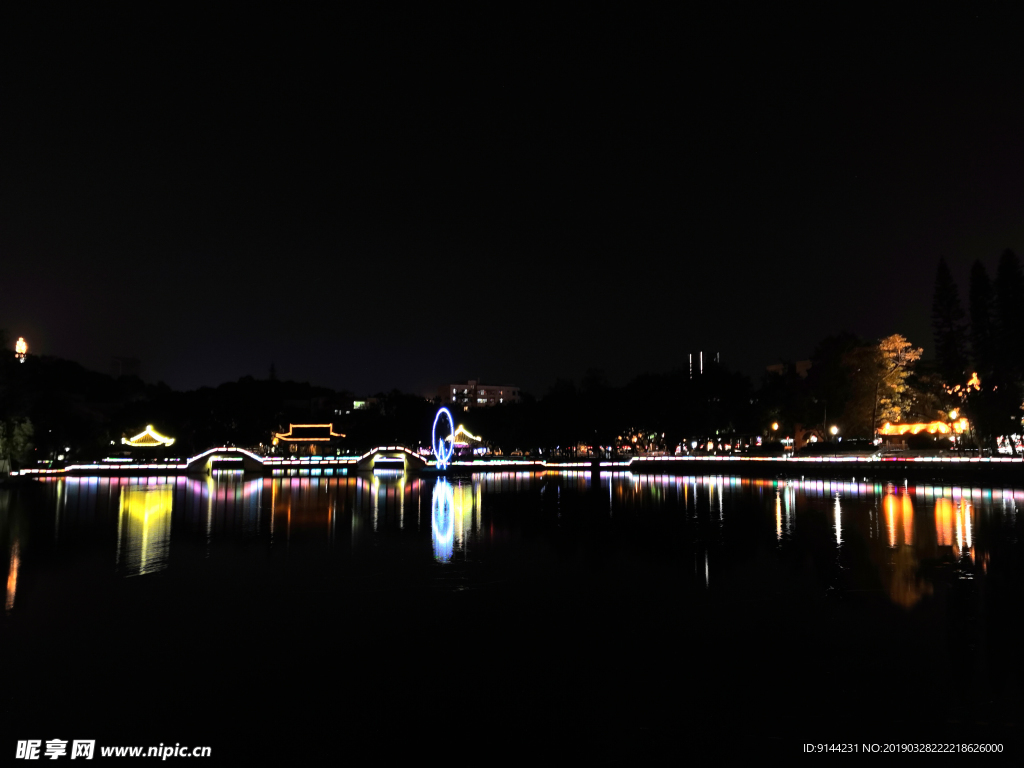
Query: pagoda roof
449 424 482 446
273 424 346 442
122 425 175 447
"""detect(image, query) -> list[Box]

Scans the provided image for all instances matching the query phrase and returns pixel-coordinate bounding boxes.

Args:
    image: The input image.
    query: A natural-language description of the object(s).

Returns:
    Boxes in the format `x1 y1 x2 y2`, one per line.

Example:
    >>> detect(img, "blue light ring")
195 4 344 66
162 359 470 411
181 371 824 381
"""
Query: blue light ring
432 407 455 469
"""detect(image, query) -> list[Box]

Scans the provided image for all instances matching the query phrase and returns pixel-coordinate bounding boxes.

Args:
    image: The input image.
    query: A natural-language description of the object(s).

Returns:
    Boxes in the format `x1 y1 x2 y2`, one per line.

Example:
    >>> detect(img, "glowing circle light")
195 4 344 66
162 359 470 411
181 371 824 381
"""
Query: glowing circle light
432 407 455 469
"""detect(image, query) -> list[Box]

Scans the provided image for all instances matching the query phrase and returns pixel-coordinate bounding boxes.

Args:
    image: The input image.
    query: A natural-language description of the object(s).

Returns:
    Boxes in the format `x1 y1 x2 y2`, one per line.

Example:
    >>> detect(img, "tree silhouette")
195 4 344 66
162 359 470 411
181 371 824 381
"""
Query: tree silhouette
969 260 997 377
931 257 969 385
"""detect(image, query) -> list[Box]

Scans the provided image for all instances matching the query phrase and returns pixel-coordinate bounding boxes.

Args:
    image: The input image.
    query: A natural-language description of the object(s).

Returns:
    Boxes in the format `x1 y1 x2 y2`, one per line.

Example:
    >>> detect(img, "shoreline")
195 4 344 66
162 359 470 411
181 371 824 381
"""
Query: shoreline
7 448 1024 486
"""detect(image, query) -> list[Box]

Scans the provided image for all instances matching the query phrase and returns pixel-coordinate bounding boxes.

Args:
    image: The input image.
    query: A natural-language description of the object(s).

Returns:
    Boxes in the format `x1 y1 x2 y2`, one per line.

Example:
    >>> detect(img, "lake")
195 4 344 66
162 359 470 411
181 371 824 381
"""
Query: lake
2 471 1021 759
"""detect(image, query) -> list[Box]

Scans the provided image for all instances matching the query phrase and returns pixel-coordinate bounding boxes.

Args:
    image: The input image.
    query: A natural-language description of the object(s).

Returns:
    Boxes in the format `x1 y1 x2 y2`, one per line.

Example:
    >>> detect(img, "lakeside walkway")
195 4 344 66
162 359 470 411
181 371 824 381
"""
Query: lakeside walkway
10 447 1024 484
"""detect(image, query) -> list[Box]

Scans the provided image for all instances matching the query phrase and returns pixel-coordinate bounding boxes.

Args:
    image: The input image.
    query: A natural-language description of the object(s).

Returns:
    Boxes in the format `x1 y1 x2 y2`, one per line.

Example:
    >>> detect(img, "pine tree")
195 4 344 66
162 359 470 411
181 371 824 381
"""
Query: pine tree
967 259 1015 452
995 249 1024 377
969 260 996 377
931 257 968 385
994 249 1024 453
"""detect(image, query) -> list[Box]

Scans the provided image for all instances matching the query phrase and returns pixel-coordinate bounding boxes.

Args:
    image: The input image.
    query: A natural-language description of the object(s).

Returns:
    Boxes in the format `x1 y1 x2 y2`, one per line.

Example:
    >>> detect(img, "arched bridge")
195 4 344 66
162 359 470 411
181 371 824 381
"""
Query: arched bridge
354 445 429 472
186 447 266 475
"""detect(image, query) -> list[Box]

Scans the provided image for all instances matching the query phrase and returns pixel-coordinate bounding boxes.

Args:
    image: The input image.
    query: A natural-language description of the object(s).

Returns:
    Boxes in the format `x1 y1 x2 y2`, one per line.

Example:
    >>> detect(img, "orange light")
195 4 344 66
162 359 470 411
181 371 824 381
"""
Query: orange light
272 424 346 441
878 420 964 436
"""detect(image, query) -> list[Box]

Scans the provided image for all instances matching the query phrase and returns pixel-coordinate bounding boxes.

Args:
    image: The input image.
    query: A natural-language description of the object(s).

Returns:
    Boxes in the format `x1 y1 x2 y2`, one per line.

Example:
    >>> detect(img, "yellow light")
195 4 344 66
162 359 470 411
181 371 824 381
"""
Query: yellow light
771 423 779 431
829 426 838 435
949 410 958 420
449 425 482 443
879 420 964 436
122 425 175 447
272 423 346 441
118 485 173 576
14 337 27 355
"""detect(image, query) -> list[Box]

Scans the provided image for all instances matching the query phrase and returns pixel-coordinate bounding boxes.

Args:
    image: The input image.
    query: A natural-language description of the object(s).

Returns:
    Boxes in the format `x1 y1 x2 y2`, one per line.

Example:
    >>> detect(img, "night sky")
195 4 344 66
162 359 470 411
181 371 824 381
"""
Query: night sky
3 7 1023 396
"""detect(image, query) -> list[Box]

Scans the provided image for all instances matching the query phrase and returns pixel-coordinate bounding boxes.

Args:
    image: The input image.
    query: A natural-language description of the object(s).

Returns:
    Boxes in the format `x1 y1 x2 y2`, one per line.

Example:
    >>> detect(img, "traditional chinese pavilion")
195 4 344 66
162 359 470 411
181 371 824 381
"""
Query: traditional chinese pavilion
122 425 176 448
272 424 346 456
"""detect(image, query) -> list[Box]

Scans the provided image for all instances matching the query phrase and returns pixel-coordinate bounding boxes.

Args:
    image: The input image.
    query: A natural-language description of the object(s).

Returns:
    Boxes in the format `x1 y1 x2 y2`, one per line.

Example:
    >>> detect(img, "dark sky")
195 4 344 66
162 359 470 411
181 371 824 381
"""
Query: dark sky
2 7 1023 396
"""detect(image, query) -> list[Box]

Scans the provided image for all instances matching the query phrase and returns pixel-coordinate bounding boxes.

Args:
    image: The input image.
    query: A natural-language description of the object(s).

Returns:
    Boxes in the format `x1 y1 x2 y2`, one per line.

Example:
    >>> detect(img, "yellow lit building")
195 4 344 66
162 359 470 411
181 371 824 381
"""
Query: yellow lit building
122 425 175 448
272 423 346 456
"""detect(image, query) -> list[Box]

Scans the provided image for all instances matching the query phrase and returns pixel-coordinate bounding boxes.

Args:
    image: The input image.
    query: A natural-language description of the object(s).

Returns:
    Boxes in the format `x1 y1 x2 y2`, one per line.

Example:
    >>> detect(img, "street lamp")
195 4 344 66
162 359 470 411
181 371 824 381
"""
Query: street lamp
830 425 838 436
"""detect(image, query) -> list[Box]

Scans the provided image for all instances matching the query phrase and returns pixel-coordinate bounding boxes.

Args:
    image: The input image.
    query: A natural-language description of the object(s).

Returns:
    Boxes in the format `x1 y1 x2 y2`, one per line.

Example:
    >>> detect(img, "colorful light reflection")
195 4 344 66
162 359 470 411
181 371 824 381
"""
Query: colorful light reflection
432 479 454 562
117 484 173 576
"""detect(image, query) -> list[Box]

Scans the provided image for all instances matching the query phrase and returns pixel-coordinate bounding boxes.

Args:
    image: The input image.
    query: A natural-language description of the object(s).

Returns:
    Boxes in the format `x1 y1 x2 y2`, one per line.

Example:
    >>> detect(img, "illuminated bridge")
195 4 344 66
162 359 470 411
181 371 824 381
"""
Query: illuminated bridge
12 448 1024 483
16 445 431 478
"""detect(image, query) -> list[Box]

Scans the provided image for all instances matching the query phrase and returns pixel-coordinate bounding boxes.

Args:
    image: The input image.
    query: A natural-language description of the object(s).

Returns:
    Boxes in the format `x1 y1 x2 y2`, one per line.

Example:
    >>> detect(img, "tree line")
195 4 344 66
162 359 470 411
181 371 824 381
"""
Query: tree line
932 250 1024 453
2 250 1022 466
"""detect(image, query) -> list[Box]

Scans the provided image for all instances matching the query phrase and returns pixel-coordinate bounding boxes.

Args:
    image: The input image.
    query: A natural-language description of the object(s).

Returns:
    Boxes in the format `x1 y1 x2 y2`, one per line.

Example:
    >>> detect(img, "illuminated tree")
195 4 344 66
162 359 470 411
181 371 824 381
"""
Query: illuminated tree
873 334 923 430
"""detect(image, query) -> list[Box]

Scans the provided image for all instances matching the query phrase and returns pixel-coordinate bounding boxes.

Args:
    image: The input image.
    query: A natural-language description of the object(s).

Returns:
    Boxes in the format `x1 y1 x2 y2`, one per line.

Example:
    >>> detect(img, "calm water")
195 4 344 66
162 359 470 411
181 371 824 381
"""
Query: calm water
2 471 1022 757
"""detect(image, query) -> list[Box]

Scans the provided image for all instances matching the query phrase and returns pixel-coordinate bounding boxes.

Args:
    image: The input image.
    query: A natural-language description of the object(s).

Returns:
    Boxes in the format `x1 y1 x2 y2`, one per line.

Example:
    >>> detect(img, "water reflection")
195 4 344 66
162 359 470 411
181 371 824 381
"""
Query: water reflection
432 480 454 562
889 544 932 608
1 490 16 612
833 493 841 546
883 490 914 547
5 539 18 611
16 472 1024 614
116 484 173 576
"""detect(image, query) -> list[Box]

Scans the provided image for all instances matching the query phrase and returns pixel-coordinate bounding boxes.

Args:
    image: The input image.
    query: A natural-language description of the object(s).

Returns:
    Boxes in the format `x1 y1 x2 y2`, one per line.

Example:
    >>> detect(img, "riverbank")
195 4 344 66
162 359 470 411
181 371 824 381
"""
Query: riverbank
9 447 1024 486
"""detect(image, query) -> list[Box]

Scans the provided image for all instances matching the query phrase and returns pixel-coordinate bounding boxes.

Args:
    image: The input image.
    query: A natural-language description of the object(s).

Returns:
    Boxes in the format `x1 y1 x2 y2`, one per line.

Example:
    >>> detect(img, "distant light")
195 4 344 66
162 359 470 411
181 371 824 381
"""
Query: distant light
15 336 27 362
830 426 838 436
949 409 958 420
772 422 779 431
